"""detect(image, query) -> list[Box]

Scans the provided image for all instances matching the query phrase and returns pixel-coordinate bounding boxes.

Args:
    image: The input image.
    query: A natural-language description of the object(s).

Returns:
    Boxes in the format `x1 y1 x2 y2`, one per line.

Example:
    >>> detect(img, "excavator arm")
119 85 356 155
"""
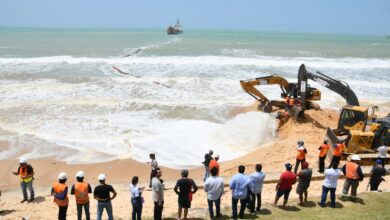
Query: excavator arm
297 64 359 106
240 75 292 112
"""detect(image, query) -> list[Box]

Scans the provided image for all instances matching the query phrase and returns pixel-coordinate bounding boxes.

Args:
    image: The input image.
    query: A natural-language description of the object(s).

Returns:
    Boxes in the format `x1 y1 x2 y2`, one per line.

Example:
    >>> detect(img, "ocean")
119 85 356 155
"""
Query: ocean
0 28 389 168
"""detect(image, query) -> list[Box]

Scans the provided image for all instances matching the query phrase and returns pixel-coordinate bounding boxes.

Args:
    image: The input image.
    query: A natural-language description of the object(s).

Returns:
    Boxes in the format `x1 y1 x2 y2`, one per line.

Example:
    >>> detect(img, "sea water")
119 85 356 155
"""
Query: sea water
0 28 389 168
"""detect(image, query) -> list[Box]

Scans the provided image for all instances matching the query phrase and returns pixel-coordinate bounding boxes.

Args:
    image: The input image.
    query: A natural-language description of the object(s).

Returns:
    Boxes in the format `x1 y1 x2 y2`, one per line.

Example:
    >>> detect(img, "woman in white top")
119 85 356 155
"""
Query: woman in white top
319 162 340 208
130 176 144 220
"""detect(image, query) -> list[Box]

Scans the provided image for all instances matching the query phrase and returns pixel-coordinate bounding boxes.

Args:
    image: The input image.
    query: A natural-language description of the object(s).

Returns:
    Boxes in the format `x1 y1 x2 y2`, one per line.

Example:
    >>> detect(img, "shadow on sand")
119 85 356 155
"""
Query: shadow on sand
0 209 16 216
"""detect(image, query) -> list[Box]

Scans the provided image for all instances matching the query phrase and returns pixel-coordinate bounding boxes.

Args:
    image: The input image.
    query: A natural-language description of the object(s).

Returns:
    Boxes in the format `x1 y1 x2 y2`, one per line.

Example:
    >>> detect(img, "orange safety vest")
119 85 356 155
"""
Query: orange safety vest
319 144 330 157
209 160 220 176
333 143 345 157
288 98 295 106
345 161 359 179
296 147 306 160
19 166 33 183
52 182 69 207
74 182 89 204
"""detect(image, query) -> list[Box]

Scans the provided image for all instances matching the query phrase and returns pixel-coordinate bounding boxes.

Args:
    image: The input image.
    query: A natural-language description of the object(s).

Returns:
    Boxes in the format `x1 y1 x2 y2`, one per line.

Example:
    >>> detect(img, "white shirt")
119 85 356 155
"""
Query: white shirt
152 177 164 203
151 159 158 170
377 146 388 158
323 168 340 188
129 184 141 198
204 176 224 201
250 171 266 194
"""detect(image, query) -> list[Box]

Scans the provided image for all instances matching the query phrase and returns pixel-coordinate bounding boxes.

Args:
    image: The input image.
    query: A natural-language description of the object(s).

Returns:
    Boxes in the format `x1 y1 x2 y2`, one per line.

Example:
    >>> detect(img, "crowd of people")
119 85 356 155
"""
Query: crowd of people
6 141 389 220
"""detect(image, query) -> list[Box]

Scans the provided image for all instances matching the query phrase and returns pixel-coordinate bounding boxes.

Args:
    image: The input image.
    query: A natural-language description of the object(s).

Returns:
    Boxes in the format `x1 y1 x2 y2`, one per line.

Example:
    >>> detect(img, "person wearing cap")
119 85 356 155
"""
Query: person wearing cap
319 161 340 208
152 168 164 220
341 155 364 200
147 153 158 188
294 140 307 174
71 171 92 220
376 145 388 168
93 174 117 220
204 167 225 219
12 158 35 203
174 169 198 220
248 164 265 213
369 159 387 191
209 153 220 176
51 172 69 220
273 163 297 208
203 149 214 182
318 139 330 173
296 161 312 206
229 165 251 219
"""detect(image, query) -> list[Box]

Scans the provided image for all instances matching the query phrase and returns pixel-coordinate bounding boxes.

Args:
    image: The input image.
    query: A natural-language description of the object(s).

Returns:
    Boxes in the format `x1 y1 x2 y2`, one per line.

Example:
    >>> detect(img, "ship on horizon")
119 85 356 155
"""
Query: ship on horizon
166 19 183 35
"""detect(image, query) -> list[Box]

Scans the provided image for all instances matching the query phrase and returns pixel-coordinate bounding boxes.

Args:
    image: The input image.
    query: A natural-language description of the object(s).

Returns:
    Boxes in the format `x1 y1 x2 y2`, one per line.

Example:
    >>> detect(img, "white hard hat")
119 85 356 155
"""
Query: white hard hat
75 171 85 178
98 174 106 181
19 158 27 163
214 153 219 158
58 172 68 180
351 154 361 161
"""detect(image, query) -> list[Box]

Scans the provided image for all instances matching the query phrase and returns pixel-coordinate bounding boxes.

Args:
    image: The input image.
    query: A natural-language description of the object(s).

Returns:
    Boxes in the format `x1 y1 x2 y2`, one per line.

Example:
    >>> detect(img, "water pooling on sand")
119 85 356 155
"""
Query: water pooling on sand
0 28 389 168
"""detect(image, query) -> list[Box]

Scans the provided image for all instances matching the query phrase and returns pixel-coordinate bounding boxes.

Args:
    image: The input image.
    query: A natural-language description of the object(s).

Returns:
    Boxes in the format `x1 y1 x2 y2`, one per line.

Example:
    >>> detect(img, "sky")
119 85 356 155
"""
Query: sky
1 0 390 35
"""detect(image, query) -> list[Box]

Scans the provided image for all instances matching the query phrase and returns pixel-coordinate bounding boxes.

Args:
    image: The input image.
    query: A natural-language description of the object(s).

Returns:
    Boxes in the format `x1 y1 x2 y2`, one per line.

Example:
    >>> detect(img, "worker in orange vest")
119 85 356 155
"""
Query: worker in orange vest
12 158 35 203
209 154 220 176
341 155 364 200
71 171 92 220
318 139 330 173
329 140 345 169
294 140 307 174
51 172 69 220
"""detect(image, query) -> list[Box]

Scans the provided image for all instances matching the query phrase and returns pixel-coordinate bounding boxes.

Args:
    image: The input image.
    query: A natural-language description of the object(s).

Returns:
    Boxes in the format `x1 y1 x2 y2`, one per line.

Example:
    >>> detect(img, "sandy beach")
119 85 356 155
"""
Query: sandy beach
1 107 389 219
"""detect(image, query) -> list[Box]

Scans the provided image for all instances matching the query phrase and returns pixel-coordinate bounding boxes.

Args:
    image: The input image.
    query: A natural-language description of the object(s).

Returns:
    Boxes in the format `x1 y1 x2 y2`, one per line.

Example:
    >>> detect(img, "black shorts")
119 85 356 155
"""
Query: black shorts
178 197 191 208
276 188 291 200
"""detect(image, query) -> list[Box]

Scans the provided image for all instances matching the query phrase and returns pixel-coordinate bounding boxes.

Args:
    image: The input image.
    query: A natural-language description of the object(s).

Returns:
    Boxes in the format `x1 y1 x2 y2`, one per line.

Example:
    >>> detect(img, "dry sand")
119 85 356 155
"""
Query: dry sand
1 107 389 219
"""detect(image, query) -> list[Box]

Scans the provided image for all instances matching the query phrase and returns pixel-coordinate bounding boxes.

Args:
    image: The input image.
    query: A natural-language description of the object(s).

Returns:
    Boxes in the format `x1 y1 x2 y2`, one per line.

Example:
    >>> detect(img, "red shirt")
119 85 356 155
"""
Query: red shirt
209 160 220 176
279 171 297 190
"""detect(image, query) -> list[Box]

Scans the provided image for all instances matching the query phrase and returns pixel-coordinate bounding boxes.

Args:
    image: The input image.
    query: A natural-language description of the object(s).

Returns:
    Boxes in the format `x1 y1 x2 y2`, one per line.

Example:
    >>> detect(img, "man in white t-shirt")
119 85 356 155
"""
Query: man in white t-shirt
152 169 164 220
376 145 388 168
319 162 340 208
204 167 224 219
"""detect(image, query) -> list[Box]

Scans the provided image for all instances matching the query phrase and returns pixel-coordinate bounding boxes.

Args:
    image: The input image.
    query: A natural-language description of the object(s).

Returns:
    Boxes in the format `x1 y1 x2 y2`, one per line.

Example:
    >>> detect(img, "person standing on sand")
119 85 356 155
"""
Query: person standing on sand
93 174 117 220
273 163 297 209
294 140 307 174
329 140 345 168
174 169 198 220
318 139 330 173
203 150 214 181
319 162 340 208
51 172 69 220
70 171 92 220
130 176 144 220
296 162 312 206
209 153 220 176
341 155 364 201
147 153 158 188
204 167 225 219
248 164 265 213
152 169 164 220
230 165 251 219
369 159 386 191
12 158 35 203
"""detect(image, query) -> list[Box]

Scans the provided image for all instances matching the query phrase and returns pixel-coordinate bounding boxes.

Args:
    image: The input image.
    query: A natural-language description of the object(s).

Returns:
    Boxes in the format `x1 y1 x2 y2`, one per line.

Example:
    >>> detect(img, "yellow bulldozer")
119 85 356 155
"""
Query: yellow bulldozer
297 64 390 165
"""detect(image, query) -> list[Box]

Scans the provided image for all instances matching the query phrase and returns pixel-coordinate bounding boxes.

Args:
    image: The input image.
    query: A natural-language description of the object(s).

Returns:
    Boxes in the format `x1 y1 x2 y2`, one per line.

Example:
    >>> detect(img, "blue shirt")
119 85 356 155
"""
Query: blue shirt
229 173 251 199
250 171 266 194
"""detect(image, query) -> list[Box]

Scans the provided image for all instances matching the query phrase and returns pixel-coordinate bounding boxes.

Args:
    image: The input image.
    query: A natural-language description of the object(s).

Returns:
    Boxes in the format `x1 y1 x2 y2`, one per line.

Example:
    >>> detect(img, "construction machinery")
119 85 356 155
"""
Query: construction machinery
297 64 390 164
239 73 321 119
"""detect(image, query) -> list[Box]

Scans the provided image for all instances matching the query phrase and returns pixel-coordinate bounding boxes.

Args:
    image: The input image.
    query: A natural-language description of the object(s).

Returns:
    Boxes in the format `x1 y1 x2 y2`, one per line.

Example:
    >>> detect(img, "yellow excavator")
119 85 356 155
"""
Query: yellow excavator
297 64 390 165
240 73 321 119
